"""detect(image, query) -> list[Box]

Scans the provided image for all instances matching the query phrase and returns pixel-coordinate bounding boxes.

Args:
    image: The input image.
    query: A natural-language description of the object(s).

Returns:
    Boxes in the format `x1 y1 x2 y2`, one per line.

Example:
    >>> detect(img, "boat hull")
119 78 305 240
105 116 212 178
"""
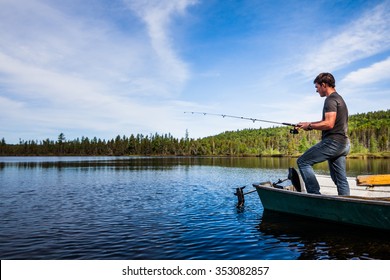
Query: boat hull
254 183 390 231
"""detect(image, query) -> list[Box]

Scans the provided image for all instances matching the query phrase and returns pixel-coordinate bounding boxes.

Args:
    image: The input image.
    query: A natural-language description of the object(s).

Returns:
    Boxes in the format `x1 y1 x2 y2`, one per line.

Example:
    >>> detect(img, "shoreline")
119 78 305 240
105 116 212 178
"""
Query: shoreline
1 152 389 158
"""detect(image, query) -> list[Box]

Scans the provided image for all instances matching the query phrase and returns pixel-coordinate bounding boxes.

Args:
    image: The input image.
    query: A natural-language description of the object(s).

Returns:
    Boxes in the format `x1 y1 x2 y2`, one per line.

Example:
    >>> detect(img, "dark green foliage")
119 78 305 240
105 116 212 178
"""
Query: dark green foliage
348 110 390 153
0 110 389 156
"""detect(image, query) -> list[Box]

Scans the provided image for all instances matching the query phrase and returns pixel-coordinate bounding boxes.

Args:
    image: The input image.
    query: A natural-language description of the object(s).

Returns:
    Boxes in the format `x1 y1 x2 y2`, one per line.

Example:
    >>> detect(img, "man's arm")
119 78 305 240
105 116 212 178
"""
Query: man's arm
298 112 336 131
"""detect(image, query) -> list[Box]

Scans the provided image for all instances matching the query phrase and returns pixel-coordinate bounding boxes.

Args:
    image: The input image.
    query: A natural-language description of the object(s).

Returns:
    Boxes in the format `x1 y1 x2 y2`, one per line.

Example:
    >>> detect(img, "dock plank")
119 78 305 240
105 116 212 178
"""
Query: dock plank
356 175 390 186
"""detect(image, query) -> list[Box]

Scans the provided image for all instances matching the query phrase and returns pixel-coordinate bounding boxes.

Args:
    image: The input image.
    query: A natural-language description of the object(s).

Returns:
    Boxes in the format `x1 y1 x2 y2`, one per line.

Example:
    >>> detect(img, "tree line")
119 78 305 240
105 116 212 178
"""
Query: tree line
1 110 389 157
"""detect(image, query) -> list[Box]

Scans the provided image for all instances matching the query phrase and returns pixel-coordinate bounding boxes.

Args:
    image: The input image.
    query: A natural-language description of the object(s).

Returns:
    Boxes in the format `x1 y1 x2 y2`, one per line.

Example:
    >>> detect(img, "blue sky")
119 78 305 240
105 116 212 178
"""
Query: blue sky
1 0 389 143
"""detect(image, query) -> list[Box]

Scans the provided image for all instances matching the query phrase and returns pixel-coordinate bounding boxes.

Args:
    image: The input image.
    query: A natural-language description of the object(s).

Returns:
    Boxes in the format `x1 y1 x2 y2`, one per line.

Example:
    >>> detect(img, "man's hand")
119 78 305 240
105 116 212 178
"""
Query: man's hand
297 122 311 131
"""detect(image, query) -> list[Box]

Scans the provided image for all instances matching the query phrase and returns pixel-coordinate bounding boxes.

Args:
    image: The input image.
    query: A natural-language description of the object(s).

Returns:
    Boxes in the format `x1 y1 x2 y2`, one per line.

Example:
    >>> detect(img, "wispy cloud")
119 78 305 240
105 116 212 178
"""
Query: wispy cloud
124 0 198 92
0 0 199 142
341 56 390 85
1 0 388 143
298 1 390 76
0 0 165 97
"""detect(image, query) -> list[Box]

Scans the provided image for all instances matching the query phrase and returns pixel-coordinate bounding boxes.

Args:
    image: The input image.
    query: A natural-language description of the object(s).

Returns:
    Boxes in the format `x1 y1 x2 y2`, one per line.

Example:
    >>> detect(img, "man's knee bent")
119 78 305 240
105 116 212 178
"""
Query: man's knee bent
297 155 308 168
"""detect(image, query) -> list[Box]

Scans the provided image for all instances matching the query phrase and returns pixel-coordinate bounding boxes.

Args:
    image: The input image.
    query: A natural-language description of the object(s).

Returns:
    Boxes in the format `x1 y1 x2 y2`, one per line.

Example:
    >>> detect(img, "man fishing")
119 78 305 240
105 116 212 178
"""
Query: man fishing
296 72 350 195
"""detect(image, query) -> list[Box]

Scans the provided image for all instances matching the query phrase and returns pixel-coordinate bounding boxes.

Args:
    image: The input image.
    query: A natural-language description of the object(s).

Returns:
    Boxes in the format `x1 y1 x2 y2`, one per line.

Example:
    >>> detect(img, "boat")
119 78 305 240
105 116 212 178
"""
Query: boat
251 168 390 231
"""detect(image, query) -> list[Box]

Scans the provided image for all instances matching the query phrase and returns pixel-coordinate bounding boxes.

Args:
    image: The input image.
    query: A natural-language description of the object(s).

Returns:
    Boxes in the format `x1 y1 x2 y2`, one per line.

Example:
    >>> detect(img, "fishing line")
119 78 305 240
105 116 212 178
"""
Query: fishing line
184 111 300 134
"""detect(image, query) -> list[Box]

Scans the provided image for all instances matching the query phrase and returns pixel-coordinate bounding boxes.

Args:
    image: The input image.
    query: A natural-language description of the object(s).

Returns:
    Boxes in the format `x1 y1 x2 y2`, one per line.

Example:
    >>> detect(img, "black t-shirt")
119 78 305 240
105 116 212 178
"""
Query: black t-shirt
322 92 349 143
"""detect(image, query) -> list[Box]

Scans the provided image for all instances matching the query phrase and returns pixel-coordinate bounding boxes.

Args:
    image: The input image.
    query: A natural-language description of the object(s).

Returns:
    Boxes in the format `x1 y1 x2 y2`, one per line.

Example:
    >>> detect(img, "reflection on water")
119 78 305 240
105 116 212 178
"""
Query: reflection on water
0 156 389 260
257 211 390 260
1 156 389 175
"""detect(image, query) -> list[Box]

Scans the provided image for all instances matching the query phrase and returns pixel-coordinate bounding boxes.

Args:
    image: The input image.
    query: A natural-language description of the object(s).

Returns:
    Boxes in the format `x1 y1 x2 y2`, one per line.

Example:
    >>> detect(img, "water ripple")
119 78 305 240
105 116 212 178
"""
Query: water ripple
1 157 389 259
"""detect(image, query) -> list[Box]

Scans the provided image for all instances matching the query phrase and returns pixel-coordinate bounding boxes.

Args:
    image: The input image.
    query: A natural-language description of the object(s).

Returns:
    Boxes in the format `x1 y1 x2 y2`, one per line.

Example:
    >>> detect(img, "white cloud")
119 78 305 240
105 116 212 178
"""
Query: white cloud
0 48 182 138
124 0 198 90
1 1 146 91
298 2 390 75
1 0 388 143
341 56 390 85
0 0 196 100
0 0 200 142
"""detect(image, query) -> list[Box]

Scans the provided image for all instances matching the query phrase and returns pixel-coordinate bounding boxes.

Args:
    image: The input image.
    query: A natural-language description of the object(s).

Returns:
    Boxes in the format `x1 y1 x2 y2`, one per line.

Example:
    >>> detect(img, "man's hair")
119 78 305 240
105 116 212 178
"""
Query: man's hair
313 73 335 88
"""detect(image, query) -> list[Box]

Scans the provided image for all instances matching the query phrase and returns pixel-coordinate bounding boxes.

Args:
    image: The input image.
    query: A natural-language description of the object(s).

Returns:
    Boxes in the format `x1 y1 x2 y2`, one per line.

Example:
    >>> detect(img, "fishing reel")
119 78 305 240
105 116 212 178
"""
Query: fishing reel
290 128 299 134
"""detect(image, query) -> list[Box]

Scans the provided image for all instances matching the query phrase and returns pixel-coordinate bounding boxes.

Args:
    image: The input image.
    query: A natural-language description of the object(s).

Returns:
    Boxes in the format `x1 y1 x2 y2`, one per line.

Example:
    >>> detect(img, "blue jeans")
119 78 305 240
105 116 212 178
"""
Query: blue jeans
297 138 350 195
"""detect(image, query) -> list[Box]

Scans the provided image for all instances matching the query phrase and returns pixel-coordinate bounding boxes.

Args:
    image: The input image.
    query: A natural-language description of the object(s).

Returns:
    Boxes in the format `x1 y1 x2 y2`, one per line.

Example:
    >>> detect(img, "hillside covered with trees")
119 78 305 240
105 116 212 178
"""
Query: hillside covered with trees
1 110 389 157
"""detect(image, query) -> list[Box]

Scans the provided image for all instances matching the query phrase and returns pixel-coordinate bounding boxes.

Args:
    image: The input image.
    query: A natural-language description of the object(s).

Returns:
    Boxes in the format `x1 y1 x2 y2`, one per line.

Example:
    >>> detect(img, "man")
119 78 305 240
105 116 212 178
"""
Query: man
296 72 350 195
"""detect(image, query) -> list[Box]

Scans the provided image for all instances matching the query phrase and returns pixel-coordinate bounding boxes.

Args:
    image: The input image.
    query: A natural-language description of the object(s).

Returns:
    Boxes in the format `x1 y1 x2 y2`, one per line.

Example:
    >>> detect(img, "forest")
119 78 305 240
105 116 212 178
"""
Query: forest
1 110 389 157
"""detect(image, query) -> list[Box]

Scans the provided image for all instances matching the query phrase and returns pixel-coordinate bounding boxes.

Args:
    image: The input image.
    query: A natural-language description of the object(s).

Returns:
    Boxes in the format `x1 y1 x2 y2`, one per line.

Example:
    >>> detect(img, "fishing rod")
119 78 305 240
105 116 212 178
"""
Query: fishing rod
184 111 300 134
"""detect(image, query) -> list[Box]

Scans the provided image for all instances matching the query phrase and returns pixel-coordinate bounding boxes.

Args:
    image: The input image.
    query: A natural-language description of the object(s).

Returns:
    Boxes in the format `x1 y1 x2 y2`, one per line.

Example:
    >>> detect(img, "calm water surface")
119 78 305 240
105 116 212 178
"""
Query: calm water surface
0 156 389 260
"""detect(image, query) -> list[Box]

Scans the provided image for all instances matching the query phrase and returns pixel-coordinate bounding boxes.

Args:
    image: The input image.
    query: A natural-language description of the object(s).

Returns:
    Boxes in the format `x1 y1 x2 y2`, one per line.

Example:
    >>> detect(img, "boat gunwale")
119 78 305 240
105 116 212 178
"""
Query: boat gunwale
253 183 390 206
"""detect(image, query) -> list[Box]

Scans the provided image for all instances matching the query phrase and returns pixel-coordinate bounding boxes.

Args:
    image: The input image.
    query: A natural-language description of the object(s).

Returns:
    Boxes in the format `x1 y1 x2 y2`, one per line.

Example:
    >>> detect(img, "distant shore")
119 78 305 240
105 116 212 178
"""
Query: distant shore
1 152 389 158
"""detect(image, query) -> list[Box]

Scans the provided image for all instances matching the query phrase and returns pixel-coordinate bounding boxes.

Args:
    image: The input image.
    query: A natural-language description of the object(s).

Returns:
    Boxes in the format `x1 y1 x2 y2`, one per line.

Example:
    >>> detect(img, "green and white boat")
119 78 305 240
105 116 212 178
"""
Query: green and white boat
252 170 390 231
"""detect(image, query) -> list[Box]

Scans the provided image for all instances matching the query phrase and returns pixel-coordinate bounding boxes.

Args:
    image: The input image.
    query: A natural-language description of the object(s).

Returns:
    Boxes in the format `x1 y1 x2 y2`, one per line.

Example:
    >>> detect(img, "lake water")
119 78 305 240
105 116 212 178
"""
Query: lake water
0 156 389 260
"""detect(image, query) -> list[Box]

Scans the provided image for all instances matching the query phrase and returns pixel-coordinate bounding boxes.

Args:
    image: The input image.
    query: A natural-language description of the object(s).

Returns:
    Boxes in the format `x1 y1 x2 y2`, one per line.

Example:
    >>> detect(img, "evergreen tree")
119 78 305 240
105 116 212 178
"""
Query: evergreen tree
1 110 389 156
